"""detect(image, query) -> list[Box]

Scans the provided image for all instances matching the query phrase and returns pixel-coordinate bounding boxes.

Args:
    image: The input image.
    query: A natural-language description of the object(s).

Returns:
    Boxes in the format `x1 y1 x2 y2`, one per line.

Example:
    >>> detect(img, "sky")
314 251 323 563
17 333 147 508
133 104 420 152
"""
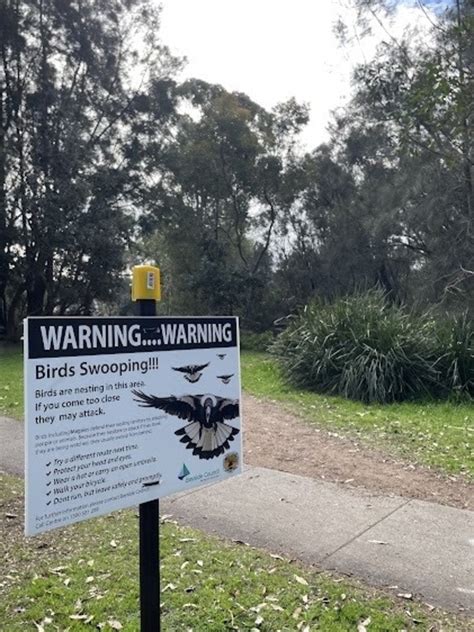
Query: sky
158 1 441 149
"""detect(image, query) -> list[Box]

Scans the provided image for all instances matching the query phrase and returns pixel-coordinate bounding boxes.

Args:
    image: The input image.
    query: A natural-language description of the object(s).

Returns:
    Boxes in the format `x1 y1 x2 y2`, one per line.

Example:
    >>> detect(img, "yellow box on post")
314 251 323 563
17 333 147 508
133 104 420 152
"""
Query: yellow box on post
132 263 162 631
131 264 161 302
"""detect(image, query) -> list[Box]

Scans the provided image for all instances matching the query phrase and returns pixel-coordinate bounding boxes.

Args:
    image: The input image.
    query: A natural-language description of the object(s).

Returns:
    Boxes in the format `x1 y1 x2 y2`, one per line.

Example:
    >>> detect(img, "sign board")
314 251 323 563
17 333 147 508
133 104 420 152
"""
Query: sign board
24 316 242 536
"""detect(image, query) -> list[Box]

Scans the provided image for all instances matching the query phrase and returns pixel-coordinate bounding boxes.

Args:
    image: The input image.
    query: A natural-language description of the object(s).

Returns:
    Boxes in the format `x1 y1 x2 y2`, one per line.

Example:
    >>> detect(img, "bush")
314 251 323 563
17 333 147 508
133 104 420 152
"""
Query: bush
271 290 472 403
240 330 274 352
433 312 473 397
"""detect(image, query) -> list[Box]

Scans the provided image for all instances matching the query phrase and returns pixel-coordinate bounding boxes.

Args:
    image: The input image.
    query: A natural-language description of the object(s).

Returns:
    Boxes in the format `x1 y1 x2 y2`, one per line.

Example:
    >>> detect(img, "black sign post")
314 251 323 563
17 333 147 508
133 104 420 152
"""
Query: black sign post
133 267 161 632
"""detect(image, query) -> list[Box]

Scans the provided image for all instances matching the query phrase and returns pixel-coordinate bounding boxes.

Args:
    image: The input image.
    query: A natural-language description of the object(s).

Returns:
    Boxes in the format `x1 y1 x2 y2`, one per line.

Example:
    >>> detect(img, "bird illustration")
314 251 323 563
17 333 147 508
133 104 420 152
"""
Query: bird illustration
132 390 240 459
217 374 234 384
217 353 226 360
172 362 209 383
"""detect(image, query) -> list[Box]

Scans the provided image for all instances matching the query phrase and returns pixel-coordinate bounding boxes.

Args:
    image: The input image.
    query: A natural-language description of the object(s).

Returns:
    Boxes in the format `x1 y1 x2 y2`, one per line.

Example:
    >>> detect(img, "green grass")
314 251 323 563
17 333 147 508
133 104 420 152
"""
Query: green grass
0 474 468 631
242 352 473 478
0 345 23 419
1 347 472 476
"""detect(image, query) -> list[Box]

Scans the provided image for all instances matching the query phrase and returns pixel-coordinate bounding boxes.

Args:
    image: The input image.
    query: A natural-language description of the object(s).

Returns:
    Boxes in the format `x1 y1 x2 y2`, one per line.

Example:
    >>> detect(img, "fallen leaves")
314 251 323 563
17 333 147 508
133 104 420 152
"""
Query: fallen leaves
358 616 371 631
69 613 94 623
0 476 463 632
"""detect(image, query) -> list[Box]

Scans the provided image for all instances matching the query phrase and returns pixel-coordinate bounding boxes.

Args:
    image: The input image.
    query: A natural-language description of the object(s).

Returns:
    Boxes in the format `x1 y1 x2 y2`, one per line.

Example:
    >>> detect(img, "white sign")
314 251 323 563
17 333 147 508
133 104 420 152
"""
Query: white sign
24 316 242 535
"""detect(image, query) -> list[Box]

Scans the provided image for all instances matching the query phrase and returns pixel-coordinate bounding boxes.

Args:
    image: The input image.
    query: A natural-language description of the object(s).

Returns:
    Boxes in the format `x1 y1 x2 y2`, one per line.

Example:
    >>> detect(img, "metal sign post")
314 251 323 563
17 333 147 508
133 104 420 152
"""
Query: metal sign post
24 263 242 632
132 265 161 632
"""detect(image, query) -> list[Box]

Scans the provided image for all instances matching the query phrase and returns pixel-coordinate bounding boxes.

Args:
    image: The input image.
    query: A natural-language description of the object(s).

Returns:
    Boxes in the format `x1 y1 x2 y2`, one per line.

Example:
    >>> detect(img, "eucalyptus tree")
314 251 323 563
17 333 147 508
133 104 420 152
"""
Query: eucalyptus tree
142 80 308 328
0 0 180 338
337 0 473 307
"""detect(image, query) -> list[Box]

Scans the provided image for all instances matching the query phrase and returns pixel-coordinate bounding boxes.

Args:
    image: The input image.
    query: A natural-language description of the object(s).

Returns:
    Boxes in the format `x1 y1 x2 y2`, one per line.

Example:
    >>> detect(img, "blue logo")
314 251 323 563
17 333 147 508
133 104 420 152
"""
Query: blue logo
178 463 190 480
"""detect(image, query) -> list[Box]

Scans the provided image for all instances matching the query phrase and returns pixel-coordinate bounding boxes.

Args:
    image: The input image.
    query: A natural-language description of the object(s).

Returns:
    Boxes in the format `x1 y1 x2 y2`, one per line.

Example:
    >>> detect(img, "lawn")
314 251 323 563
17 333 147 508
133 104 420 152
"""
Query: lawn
1 346 472 476
0 473 468 631
0 345 23 419
241 352 473 478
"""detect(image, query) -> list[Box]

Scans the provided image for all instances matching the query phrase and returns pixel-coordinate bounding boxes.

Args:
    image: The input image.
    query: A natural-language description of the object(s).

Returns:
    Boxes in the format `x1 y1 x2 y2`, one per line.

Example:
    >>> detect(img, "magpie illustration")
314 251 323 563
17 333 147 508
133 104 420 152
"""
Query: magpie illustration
217 374 234 384
172 362 209 383
217 353 226 360
132 390 240 459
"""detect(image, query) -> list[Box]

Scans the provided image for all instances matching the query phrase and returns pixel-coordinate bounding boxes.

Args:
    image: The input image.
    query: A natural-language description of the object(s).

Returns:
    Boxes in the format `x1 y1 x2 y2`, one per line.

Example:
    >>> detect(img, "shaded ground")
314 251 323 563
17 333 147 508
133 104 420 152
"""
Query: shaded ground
242 394 473 510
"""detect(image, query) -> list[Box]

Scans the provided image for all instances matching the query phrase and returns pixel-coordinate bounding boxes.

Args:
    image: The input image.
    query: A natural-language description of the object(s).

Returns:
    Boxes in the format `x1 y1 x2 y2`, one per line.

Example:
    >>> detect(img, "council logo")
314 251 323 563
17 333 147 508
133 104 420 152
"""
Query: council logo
223 452 239 472
178 463 190 480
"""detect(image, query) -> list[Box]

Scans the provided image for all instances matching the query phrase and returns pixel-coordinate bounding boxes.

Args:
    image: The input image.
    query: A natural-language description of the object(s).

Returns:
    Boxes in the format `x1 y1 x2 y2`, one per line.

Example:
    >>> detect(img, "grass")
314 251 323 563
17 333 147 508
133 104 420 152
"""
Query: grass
0 473 469 631
0 345 23 419
1 346 472 476
241 352 473 478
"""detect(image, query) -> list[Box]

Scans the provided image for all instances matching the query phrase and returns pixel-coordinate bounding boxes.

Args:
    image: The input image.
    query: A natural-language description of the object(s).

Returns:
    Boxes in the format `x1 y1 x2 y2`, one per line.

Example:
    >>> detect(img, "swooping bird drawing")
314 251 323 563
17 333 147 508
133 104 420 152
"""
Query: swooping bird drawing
217 374 234 384
172 362 209 383
132 390 240 460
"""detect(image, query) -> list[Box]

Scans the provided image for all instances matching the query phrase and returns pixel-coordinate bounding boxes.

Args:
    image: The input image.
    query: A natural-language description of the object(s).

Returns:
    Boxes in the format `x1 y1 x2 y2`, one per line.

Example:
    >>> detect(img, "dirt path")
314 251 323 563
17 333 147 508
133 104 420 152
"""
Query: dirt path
242 394 473 510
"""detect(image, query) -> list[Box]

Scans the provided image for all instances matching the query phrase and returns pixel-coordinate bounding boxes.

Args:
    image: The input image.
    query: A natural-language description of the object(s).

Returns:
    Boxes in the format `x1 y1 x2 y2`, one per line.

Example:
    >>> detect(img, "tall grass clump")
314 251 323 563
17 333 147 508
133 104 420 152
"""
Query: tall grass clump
433 312 473 397
272 290 472 404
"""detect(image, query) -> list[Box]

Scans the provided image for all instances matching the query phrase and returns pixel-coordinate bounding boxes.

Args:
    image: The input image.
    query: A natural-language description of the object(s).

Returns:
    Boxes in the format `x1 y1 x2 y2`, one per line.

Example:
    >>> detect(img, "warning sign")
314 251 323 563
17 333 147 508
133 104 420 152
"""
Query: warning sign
24 317 242 535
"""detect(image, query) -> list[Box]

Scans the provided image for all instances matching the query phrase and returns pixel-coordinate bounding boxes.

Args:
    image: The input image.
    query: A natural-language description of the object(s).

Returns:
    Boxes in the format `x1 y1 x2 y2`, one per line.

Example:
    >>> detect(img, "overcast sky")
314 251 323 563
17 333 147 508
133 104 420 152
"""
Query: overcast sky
158 1 441 149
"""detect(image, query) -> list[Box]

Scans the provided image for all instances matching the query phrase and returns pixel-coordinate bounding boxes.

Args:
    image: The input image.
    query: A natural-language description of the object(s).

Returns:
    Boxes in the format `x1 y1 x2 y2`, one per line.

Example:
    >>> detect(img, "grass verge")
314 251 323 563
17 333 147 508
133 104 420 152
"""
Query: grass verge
241 352 473 478
0 473 469 631
0 345 23 419
1 347 472 476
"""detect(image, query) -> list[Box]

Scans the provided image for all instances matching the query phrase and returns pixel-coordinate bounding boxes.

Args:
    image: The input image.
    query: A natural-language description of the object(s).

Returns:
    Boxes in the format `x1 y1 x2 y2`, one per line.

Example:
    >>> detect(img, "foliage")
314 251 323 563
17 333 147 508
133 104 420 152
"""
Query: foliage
241 351 473 477
139 82 308 330
272 0 473 315
1 0 472 339
434 312 474 396
271 291 473 403
0 345 22 418
0 474 468 631
0 0 180 339
239 330 274 352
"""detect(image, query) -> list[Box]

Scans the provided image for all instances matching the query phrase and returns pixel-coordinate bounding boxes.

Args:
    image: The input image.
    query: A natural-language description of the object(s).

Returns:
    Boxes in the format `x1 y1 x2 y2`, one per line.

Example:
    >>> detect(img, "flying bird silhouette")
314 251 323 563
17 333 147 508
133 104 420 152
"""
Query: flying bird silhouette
132 390 240 459
217 353 226 360
217 374 234 384
172 362 209 383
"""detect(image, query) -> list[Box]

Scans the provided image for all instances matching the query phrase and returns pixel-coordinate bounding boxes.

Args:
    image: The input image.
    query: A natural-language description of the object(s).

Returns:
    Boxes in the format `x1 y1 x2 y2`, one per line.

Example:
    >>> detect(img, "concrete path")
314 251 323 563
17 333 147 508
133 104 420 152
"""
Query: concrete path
163 468 474 613
1 415 473 613
0 415 24 476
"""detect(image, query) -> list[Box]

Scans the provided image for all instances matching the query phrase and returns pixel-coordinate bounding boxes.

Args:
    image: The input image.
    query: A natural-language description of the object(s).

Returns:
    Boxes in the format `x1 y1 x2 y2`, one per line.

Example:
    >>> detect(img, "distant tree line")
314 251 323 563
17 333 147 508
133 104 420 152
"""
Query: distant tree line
0 0 472 339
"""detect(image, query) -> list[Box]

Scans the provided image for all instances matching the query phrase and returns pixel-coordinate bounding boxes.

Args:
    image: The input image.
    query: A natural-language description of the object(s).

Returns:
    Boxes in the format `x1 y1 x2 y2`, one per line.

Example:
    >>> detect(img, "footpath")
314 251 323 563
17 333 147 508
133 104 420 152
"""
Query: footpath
1 414 473 614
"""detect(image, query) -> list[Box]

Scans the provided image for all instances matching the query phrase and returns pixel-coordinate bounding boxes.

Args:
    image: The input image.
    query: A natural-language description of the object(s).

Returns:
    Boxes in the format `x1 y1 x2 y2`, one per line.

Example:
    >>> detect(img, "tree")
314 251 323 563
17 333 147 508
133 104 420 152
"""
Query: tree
333 0 474 307
352 0 473 305
273 0 473 314
141 80 308 329
0 0 179 338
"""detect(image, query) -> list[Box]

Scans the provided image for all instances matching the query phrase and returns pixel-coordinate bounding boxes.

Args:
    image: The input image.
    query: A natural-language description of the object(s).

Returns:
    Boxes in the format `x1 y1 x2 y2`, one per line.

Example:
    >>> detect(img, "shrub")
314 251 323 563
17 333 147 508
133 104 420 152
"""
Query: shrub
271 290 470 404
240 330 274 352
433 312 473 397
